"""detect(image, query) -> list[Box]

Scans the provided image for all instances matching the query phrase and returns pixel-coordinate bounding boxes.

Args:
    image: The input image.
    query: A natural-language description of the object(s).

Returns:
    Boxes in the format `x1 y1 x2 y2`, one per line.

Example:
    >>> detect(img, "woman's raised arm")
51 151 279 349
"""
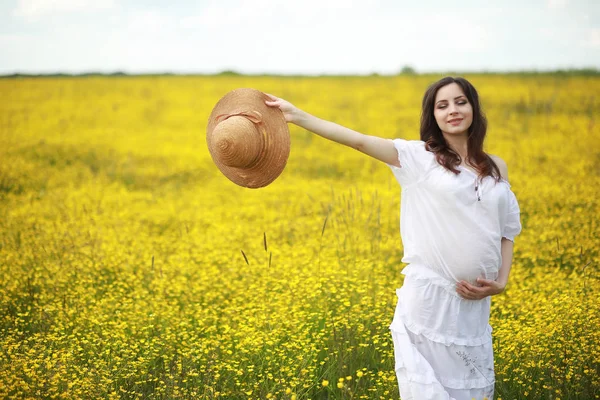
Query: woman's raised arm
265 94 400 167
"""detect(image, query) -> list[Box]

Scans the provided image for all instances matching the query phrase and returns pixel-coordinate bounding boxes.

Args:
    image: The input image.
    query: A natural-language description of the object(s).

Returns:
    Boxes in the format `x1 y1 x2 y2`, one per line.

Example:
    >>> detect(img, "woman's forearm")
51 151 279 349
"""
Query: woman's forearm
293 109 364 149
292 110 399 166
497 238 515 289
266 94 398 165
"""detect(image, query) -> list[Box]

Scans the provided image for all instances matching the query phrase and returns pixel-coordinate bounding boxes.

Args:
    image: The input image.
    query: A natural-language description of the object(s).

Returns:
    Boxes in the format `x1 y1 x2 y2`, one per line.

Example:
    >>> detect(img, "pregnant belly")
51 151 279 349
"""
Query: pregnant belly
435 243 501 284
452 263 487 283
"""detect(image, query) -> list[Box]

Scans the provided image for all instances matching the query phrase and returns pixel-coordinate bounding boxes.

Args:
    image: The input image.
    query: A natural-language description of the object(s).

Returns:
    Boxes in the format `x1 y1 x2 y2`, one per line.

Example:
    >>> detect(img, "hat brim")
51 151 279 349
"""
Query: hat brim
206 88 290 188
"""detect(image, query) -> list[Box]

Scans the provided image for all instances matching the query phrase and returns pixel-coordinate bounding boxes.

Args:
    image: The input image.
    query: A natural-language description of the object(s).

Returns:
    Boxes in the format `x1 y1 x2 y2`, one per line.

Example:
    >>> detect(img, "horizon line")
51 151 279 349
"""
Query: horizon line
1 67 599 78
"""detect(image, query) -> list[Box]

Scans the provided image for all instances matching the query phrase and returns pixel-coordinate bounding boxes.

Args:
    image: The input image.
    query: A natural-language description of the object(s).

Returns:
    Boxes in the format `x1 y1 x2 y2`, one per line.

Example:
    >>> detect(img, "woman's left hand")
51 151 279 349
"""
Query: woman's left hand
456 278 505 300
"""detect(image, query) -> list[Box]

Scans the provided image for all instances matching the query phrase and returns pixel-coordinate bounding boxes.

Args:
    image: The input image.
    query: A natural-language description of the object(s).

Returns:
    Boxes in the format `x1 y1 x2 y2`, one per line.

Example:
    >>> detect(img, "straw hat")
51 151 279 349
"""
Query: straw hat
206 88 290 188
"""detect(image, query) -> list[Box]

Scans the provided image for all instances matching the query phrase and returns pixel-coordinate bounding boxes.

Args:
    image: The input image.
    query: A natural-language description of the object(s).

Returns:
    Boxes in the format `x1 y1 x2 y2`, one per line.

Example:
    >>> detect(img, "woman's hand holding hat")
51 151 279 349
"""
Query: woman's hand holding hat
264 94 305 125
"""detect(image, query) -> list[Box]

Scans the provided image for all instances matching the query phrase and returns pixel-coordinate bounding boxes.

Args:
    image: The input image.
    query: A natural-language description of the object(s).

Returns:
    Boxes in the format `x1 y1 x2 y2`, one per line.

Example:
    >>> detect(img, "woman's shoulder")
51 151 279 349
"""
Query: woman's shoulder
391 138 426 146
391 138 431 154
489 154 509 181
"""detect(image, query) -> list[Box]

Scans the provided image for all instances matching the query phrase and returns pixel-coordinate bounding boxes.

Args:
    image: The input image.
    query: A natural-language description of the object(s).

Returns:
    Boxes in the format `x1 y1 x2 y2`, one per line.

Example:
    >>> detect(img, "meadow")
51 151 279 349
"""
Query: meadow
0 74 599 399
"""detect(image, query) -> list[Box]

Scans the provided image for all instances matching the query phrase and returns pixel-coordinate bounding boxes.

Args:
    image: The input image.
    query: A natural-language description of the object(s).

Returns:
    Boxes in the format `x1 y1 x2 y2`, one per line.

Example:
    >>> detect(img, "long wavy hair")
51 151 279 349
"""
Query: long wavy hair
420 76 501 181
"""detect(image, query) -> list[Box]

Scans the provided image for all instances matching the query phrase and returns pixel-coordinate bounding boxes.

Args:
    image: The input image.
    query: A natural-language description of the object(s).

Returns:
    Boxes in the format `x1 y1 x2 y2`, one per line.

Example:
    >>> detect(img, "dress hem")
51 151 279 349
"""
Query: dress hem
390 322 496 391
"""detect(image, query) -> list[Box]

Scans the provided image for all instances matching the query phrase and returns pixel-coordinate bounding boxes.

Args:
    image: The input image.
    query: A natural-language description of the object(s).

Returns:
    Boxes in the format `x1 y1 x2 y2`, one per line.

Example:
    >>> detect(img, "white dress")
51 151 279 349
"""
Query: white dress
386 139 522 400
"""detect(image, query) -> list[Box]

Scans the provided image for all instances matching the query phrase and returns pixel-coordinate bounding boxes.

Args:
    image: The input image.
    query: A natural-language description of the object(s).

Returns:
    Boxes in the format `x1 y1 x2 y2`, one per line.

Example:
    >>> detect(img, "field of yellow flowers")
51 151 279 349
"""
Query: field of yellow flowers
0 74 599 400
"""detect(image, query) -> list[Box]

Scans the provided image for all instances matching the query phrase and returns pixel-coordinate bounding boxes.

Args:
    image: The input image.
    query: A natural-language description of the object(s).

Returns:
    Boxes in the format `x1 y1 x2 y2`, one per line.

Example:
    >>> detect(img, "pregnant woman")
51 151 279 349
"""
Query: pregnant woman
266 76 522 400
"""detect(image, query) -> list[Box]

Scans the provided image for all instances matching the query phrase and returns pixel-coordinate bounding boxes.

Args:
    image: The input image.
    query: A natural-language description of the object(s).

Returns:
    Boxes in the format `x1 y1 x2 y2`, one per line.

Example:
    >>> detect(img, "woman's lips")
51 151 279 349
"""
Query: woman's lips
448 118 463 125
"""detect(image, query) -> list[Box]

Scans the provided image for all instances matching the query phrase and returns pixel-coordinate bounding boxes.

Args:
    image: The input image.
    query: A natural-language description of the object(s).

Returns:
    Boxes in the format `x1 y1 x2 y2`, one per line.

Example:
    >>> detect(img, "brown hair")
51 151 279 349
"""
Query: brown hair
420 76 501 181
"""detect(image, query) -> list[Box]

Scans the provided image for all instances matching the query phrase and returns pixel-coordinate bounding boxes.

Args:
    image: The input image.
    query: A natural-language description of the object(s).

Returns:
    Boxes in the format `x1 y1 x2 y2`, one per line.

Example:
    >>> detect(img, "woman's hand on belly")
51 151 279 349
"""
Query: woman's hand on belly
456 277 506 300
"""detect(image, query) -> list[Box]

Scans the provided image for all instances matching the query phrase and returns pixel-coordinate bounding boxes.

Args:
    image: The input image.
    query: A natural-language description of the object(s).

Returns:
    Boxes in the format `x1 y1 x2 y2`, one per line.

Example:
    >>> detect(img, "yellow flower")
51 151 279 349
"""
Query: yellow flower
322 380 329 387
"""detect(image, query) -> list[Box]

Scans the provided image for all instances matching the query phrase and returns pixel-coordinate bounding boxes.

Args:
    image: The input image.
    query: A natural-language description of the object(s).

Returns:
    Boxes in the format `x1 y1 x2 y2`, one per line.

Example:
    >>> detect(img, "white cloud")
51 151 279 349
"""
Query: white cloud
0 33 34 45
581 28 600 48
414 14 489 52
538 27 554 38
13 0 115 21
127 9 174 34
547 0 568 9
181 0 371 30
0 33 36 60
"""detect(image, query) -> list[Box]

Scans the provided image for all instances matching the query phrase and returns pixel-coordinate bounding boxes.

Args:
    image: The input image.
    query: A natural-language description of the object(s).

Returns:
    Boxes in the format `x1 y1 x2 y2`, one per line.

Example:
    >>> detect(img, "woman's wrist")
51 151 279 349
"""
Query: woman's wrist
496 278 507 292
290 109 310 127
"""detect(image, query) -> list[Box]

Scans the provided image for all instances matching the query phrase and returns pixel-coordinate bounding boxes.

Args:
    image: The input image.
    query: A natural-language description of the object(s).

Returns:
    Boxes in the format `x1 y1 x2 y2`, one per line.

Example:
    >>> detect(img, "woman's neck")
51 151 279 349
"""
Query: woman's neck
443 133 469 162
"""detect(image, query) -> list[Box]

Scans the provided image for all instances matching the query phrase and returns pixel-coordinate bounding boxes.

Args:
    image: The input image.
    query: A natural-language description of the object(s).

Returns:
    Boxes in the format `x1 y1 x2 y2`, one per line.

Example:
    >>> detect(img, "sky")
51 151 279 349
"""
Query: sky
0 0 599 75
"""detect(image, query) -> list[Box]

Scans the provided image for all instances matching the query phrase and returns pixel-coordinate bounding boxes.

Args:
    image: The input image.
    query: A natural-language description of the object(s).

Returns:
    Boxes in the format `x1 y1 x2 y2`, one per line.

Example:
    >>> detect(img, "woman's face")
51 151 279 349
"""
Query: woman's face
433 82 473 137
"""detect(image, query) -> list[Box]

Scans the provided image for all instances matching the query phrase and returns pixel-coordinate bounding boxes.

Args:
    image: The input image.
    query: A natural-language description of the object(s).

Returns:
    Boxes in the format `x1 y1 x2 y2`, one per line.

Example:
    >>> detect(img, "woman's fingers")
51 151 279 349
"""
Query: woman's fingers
476 278 503 295
264 93 280 108
460 281 481 294
456 283 474 299
477 278 494 286
263 95 297 123
458 291 477 300
456 281 487 300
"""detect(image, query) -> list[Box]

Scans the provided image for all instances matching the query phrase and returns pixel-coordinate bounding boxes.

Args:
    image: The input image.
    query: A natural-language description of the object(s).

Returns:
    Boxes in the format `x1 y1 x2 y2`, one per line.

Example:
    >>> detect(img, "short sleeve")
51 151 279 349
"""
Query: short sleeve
386 139 432 187
502 190 522 242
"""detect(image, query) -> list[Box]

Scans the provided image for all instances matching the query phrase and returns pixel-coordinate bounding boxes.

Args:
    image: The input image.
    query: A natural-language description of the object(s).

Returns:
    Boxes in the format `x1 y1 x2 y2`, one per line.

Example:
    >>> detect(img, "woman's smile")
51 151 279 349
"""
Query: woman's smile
448 118 463 126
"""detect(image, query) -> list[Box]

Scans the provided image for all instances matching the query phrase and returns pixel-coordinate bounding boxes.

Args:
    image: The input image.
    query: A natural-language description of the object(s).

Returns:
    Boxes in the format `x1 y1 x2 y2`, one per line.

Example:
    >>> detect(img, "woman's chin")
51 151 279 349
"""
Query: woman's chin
442 128 469 136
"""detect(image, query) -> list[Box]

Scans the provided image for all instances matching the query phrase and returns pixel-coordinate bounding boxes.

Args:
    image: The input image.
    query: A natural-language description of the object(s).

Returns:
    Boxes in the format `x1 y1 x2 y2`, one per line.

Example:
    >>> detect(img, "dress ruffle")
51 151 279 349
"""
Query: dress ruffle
396 264 493 346
389 264 496 400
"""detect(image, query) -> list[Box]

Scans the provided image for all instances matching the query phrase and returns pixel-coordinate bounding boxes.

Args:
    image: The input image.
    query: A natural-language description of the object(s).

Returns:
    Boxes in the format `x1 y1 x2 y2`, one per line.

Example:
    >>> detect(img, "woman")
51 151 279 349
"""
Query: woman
265 76 522 400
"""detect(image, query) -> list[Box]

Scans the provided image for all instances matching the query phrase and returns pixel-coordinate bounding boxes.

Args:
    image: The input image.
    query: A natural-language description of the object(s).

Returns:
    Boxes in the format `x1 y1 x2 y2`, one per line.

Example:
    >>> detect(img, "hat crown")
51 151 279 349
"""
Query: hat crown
212 116 263 169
